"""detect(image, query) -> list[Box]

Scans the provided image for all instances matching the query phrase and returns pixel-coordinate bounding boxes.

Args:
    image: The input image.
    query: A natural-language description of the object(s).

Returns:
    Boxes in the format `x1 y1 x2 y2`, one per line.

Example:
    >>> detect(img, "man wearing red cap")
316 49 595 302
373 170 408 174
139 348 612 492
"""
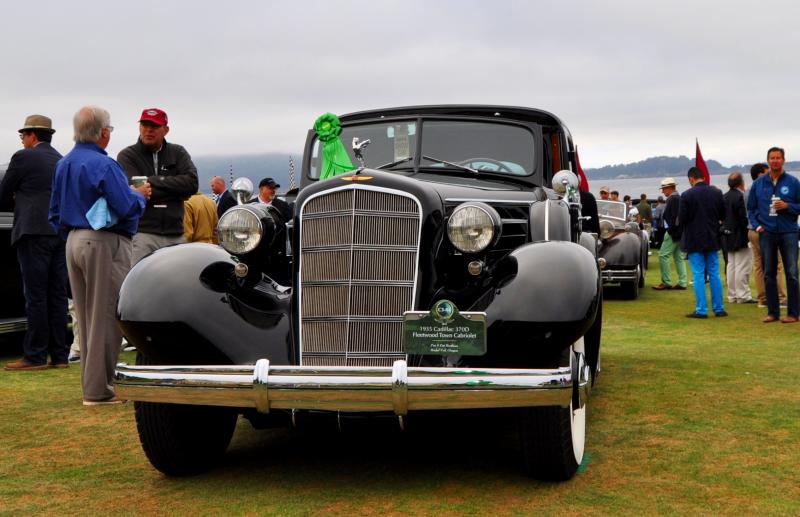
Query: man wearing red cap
118 108 198 264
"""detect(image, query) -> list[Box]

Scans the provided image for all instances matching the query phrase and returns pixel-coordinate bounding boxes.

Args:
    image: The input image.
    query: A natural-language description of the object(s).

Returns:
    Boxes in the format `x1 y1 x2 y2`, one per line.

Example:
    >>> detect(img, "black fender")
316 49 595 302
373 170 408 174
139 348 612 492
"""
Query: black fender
598 232 642 268
530 199 571 242
471 240 601 367
117 243 292 365
579 232 598 258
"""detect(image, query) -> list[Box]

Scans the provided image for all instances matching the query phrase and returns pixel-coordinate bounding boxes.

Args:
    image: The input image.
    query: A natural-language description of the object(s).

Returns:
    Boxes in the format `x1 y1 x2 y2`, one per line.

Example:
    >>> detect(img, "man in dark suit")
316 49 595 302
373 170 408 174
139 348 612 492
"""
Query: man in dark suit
0 115 69 370
210 176 236 217
679 166 726 318
722 172 754 304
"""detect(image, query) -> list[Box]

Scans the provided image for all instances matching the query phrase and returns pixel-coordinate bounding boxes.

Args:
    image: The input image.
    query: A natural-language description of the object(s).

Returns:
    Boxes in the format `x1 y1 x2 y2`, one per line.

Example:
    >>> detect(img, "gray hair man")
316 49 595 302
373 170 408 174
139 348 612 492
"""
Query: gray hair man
49 106 151 404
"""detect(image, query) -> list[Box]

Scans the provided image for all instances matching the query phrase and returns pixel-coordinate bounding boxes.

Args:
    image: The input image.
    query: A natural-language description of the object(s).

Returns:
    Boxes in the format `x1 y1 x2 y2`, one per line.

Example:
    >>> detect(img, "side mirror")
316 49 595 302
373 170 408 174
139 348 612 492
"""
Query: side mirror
231 177 254 205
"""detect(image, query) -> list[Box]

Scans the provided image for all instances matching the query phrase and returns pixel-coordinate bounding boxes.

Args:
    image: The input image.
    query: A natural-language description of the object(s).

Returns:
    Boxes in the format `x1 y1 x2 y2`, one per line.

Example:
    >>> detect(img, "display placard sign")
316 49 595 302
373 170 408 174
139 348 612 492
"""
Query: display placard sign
403 300 487 356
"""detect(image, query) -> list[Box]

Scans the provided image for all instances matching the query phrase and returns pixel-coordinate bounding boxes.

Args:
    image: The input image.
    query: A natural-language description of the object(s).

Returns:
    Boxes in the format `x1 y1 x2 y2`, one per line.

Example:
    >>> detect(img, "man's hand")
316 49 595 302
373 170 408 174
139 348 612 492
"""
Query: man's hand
756 225 765 233
773 199 788 211
133 182 152 200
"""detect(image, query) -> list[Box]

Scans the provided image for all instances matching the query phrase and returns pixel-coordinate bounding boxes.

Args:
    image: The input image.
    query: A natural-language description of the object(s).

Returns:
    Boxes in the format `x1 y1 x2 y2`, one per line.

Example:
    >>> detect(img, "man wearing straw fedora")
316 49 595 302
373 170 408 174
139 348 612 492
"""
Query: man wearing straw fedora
0 115 69 370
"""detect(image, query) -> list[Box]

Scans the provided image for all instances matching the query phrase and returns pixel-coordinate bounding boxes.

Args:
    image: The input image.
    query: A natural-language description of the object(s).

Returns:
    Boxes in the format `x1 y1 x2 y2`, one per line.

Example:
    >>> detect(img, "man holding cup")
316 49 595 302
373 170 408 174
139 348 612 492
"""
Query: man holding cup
117 108 197 264
747 147 800 323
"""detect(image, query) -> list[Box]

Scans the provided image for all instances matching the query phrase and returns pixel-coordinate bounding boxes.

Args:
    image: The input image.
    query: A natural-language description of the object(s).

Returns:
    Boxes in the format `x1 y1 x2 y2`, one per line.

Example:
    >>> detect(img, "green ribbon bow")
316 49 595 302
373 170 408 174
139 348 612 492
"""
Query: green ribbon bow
314 113 354 180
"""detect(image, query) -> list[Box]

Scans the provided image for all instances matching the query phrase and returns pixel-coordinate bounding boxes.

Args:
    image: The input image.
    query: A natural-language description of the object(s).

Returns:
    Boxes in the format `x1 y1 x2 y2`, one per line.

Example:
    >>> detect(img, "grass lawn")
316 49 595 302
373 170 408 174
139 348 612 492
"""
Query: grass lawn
1 255 798 516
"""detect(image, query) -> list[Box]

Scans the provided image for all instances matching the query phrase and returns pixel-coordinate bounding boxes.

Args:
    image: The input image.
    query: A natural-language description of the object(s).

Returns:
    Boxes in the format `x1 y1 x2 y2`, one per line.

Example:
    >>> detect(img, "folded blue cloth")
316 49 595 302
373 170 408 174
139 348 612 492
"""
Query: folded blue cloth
86 197 119 230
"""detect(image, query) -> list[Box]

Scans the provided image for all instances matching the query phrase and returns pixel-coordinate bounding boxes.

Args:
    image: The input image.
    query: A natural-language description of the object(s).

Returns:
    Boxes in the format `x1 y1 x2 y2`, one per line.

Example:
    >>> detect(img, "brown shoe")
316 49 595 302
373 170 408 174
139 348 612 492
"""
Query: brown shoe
671 285 687 290
763 315 779 323
652 283 670 290
49 362 69 369
780 316 799 324
4 359 49 371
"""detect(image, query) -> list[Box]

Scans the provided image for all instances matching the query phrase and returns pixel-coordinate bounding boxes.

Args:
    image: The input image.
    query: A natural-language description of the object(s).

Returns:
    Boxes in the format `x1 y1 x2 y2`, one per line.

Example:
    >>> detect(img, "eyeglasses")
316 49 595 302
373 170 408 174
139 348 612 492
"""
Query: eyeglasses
105 126 114 132
19 132 28 140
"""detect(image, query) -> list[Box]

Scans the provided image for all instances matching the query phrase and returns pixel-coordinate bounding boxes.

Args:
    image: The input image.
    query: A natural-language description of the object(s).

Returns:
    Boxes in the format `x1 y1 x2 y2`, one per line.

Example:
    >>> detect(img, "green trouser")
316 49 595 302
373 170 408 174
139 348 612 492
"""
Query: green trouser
659 233 687 287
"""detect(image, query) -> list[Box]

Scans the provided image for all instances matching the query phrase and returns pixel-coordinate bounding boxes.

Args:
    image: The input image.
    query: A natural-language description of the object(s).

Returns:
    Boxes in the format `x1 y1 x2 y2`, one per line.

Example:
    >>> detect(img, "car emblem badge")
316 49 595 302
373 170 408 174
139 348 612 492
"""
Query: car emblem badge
340 175 373 181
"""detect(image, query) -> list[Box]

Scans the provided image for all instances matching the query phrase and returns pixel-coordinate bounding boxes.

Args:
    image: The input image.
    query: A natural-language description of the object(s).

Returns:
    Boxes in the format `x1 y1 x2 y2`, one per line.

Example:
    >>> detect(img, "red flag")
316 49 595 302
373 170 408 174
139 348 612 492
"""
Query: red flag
575 146 590 192
695 139 711 184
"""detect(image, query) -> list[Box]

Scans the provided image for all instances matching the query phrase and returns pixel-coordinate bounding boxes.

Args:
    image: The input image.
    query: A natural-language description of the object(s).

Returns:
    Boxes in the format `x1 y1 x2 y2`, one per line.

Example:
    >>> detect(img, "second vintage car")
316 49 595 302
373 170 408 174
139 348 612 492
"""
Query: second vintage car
597 199 649 299
114 105 603 480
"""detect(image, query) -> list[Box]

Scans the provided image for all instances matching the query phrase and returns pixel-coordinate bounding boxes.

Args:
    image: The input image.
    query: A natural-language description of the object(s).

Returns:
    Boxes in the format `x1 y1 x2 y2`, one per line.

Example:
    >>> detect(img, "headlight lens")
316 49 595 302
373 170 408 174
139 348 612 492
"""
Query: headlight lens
599 220 615 240
218 207 263 254
447 203 500 253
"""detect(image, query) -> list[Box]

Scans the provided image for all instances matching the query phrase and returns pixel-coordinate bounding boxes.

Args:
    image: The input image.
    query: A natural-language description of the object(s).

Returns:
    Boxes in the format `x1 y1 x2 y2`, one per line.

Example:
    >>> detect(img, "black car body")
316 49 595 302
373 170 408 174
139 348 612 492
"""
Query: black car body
597 199 649 299
0 168 28 341
114 105 603 480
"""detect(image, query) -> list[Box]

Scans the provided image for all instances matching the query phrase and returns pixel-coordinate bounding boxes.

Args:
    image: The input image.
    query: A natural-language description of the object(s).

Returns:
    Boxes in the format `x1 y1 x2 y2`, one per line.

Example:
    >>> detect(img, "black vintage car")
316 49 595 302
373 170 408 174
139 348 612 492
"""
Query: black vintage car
597 199 649 299
114 105 603 480
0 168 28 344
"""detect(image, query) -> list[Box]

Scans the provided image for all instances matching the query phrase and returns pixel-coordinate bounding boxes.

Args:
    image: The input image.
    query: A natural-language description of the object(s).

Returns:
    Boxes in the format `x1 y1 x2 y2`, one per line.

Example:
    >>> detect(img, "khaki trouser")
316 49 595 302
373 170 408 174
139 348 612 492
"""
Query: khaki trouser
726 247 753 302
748 229 786 304
66 230 131 401
132 233 184 265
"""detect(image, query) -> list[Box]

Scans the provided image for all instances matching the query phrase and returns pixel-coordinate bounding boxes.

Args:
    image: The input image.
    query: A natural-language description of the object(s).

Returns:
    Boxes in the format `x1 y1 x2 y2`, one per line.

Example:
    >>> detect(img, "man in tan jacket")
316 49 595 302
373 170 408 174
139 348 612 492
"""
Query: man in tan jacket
183 193 218 243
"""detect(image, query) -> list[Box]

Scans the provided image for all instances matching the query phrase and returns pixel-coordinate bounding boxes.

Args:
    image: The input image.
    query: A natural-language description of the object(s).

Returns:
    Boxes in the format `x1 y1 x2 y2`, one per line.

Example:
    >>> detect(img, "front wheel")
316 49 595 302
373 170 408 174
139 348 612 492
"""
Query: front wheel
133 353 238 476
519 348 587 480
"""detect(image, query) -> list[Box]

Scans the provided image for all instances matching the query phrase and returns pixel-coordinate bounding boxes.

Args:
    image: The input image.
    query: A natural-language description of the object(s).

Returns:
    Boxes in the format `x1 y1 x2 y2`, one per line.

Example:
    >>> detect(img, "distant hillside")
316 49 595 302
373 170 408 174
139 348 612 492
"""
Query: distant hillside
585 156 800 180
193 153 301 194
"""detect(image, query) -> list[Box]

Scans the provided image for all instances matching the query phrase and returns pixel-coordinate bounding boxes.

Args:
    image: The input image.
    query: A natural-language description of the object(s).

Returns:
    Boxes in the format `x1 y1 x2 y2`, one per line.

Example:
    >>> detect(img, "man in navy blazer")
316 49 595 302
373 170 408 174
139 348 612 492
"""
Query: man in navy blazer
0 115 69 370
210 176 236 217
679 166 726 318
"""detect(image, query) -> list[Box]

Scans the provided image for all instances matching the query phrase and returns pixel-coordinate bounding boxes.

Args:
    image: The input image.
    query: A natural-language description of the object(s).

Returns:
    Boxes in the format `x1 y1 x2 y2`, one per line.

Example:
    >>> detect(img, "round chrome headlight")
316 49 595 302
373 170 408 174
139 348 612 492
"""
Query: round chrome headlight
447 203 501 253
218 207 263 254
599 220 615 240
552 169 579 195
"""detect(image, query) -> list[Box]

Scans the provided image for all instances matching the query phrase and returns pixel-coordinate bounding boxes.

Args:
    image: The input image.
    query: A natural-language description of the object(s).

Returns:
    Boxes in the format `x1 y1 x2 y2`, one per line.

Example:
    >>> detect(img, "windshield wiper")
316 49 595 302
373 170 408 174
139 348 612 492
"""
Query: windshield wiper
421 155 478 175
376 156 414 169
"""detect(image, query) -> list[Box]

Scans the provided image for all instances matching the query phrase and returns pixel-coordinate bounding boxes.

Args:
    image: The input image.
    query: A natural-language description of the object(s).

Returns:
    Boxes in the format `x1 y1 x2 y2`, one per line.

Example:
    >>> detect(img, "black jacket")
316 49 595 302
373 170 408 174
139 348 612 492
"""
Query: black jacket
579 190 600 234
249 196 293 223
678 182 725 253
663 192 682 240
722 188 749 251
0 142 62 245
216 189 237 218
117 139 198 236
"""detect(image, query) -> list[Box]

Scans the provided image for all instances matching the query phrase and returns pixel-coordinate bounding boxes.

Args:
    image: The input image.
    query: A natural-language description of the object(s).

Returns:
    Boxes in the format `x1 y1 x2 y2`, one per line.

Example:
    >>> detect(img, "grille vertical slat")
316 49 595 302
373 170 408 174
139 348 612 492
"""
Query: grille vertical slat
300 188 421 366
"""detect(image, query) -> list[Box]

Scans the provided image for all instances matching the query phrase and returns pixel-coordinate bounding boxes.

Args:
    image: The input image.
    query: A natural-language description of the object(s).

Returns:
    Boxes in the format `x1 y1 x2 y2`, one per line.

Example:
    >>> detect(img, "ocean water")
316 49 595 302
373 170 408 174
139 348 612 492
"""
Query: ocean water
590 171 800 199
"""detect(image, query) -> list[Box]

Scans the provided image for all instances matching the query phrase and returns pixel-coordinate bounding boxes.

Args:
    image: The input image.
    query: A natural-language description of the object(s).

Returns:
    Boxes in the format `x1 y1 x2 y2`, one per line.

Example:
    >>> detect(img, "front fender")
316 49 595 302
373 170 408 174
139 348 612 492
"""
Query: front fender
471 241 600 366
117 243 292 365
599 232 642 267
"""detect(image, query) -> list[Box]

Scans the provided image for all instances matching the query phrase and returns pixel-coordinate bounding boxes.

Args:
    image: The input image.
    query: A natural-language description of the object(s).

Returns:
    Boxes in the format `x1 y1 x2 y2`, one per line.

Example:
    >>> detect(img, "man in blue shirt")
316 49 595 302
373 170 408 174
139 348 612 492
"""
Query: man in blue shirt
747 147 800 323
49 105 151 404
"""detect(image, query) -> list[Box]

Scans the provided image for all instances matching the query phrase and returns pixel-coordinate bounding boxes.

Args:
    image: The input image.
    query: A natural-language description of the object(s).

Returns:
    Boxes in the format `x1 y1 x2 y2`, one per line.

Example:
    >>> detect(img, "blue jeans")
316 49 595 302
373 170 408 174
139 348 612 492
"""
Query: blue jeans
759 231 800 317
687 251 724 316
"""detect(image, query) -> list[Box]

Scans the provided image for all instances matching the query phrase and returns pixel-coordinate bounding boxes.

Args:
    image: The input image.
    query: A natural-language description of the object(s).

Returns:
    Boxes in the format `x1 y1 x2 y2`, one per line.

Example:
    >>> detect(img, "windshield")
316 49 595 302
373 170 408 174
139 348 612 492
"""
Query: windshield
597 200 627 221
307 119 536 179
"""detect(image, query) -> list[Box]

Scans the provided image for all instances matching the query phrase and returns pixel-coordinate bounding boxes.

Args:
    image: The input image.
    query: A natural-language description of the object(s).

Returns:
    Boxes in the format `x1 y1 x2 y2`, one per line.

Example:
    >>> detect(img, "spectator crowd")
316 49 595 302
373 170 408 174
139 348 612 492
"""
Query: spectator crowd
0 108 287 405
597 147 800 322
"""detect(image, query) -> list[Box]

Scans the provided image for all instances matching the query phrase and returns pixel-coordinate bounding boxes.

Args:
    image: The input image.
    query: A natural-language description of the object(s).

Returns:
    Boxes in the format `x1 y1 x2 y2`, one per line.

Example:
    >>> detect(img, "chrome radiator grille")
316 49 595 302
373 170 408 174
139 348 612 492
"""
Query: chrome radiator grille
299 188 422 366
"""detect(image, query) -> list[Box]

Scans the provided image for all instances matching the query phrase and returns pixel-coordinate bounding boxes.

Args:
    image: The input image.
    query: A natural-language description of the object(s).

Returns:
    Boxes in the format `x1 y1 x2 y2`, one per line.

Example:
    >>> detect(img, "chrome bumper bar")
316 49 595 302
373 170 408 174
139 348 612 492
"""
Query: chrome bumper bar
114 358 590 416
602 269 638 282
0 317 27 335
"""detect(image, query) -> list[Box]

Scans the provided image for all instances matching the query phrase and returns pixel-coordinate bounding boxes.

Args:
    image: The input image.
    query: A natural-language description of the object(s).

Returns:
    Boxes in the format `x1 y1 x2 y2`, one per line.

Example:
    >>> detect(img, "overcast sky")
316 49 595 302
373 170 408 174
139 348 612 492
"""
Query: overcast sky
2 0 798 168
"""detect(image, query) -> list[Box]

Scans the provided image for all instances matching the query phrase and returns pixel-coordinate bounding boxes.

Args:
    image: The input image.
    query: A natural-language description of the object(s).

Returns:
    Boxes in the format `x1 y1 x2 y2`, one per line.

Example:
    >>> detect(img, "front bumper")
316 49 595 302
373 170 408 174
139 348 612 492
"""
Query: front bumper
601 268 638 283
114 357 590 416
